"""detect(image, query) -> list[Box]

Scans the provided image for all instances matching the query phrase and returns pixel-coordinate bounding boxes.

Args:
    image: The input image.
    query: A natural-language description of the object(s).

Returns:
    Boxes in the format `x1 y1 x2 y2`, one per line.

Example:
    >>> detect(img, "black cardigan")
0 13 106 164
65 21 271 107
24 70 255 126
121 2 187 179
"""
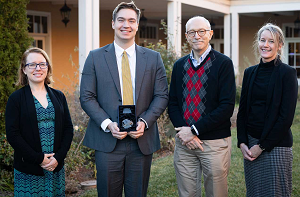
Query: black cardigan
168 49 236 140
5 85 73 176
237 59 298 152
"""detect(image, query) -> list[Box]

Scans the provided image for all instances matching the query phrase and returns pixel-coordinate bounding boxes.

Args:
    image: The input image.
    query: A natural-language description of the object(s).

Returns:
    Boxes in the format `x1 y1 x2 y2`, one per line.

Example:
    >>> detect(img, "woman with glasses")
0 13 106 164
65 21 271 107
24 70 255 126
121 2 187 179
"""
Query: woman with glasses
5 47 73 196
237 23 297 196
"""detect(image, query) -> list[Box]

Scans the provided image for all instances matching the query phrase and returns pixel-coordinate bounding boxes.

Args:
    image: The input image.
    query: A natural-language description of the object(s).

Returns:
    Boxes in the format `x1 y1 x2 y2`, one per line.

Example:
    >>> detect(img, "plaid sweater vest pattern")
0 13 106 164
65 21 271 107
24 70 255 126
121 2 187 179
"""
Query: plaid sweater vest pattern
182 57 213 126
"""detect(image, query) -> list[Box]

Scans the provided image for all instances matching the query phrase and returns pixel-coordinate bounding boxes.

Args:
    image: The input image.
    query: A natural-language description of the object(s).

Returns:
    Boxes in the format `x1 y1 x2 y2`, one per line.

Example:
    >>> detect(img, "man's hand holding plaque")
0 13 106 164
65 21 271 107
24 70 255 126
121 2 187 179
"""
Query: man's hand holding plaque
108 122 127 140
128 121 145 139
118 105 137 132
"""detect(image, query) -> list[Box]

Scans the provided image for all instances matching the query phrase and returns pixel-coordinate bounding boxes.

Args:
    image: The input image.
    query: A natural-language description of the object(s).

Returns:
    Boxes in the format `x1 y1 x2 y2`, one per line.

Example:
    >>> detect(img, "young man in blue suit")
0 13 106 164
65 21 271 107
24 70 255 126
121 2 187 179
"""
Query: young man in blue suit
80 2 168 196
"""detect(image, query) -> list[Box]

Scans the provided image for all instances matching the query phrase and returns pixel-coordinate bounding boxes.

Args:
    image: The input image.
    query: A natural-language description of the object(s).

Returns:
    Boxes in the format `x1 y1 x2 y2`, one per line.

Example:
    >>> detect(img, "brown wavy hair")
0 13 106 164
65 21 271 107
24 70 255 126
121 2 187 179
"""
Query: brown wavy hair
16 47 53 86
112 1 140 23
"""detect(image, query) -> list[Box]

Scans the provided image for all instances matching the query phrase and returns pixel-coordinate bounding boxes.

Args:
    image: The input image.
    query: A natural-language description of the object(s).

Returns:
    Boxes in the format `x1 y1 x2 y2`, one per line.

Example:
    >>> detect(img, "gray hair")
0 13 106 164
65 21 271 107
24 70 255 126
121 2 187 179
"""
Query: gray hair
254 23 285 61
185 16 211 32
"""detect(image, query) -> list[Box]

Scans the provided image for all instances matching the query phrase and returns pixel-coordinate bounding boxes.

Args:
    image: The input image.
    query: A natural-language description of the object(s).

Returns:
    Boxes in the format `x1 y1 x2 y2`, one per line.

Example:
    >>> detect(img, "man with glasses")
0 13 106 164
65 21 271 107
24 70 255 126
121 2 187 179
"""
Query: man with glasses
168 16 236 197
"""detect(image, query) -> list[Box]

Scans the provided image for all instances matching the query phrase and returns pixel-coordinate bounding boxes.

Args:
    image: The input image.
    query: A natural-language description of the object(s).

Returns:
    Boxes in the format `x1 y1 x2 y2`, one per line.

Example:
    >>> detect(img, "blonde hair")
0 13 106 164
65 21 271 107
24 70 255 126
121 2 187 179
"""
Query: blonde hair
16 47 53 86
254 23 285 61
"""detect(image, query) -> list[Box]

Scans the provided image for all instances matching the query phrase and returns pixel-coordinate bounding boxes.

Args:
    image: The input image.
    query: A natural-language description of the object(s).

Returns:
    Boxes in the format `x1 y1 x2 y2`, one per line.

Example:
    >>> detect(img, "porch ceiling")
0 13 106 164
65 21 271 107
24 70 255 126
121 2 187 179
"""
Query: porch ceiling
29 0 226 20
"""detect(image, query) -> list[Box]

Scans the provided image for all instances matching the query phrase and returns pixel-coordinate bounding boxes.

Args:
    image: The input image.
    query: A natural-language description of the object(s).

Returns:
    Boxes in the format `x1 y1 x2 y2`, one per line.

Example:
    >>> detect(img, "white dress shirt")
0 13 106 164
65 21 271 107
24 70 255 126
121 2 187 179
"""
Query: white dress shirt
100 42 137 132
190 45 211 67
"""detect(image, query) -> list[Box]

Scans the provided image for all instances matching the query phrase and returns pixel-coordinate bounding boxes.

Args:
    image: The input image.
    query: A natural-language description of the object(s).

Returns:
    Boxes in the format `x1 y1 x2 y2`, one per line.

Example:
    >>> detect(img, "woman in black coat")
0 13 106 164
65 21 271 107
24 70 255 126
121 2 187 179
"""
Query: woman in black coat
5 47 73 196
237 23 298 197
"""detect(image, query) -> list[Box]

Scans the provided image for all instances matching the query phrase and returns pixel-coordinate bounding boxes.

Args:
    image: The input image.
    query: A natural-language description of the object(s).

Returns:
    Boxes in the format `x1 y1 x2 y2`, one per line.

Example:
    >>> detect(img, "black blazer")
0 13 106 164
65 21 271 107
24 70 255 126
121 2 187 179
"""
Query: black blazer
237 59 298 152
5 85 73 176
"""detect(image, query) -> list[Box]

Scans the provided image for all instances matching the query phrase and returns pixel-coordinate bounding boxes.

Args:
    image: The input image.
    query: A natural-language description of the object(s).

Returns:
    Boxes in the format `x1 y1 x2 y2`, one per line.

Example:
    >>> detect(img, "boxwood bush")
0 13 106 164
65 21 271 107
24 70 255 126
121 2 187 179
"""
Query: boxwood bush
0 0 32 190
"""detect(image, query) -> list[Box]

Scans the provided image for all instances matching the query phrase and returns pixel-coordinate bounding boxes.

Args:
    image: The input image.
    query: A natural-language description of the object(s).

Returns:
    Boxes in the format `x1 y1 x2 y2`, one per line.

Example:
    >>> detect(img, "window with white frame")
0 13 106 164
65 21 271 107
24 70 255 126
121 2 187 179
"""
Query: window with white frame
283 24 300 78
210 27 224 54
138 24 158 46
27 11 51 59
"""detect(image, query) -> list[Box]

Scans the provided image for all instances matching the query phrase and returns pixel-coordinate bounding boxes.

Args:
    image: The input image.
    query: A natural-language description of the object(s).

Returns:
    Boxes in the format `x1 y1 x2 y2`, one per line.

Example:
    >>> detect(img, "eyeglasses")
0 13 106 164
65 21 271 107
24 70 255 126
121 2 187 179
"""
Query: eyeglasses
25 62 48 69
186 29 211 37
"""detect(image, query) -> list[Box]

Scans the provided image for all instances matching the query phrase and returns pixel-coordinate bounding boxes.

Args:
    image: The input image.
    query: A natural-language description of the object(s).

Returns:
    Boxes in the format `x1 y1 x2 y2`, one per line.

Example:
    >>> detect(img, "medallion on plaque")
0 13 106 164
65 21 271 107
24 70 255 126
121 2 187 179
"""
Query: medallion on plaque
118 105 136 132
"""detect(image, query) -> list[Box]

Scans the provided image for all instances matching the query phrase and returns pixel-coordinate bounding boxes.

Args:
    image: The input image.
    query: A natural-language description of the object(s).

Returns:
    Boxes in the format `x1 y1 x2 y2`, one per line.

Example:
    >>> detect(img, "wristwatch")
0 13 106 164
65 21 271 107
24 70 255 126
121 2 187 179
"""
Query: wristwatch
191 126 198 136
258 144 265 151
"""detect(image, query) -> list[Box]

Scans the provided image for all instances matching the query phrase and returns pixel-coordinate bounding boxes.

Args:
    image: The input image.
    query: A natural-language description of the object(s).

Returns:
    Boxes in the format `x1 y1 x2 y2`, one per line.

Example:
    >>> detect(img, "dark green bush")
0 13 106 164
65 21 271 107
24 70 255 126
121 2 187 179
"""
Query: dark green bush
144 20 190 152
0 0 32 190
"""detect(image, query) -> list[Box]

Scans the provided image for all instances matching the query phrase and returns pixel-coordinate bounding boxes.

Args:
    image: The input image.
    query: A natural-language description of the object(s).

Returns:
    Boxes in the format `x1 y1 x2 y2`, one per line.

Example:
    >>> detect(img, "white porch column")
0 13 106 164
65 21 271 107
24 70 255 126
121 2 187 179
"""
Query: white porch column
231 12 239 78
79 0 100 83
224 14 230 59
167 0 181 55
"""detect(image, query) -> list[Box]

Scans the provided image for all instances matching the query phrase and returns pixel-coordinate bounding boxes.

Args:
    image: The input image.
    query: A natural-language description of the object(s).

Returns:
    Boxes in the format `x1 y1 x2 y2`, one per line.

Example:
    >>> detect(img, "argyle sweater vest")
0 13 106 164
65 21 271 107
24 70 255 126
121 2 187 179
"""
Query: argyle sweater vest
169 49 235 140
183 57 213 126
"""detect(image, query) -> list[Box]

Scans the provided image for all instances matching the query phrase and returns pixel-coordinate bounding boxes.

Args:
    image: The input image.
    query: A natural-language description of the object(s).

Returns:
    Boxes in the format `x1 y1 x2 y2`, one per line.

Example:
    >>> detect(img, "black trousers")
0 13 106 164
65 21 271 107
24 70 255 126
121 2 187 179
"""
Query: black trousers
95 136 153 197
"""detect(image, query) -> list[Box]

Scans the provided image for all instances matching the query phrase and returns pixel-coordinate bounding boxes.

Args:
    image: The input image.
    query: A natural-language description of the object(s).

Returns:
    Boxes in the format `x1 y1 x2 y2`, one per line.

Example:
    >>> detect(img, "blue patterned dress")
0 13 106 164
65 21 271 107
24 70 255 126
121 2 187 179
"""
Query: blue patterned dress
14 93 65 197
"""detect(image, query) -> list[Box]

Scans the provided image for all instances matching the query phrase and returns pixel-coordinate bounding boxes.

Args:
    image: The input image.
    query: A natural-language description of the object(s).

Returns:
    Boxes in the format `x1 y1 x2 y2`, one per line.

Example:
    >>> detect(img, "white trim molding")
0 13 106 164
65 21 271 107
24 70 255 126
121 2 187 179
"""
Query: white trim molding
26 10 52 63
231 12 239 78
224 14 231 59
230 1 300 13
167 0 182 55
78 0 99 83
181 0 230 14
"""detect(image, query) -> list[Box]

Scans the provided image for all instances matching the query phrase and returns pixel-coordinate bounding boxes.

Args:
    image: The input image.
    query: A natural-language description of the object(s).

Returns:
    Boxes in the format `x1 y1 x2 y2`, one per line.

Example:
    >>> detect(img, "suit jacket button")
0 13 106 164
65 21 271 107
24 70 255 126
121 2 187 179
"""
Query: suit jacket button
119 99 122 102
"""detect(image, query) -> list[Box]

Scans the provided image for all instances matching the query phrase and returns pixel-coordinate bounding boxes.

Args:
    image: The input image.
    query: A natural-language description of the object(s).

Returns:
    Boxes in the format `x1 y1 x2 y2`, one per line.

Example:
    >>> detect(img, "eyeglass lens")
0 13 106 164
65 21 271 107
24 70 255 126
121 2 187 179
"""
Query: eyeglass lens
27 62 48 69
188 30 208 37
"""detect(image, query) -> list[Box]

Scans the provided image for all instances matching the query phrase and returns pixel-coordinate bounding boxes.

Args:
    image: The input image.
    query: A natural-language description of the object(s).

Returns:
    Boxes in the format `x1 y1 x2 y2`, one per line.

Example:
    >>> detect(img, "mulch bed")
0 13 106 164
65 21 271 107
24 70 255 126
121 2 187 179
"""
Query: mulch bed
65 166 95 196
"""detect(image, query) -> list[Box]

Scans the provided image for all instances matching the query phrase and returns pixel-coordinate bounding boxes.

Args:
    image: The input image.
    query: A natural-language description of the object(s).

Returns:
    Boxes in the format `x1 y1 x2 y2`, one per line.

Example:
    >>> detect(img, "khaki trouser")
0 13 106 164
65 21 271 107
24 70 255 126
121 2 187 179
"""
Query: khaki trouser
174 136 232 197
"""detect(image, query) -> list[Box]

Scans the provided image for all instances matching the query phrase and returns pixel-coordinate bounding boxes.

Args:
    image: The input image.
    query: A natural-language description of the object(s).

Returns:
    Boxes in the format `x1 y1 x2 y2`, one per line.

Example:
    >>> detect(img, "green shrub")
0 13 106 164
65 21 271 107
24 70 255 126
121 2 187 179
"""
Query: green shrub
0 0 33 190
145 20 189 84
63 87 95 180
0 135 14 191
236 85 242 105
60 49 96 193
0 169 14 191
143 20 184 152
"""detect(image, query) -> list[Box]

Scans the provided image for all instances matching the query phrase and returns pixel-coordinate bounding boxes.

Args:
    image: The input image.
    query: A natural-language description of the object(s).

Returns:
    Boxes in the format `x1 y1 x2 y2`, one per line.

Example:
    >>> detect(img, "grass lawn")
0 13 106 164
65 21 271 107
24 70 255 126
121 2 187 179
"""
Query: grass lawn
82 104 300 196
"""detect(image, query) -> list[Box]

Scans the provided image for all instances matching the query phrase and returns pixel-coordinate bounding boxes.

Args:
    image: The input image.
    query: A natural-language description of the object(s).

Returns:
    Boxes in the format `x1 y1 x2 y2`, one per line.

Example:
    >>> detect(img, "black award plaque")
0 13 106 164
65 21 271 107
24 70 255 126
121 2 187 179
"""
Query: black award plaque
118 105 136 132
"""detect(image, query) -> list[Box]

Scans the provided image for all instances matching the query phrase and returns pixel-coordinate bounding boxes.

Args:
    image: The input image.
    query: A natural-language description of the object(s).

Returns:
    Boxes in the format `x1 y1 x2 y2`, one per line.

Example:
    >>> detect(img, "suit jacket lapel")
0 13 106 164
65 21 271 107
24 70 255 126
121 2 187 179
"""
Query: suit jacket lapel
135 45 147 103
24 85 41 150
246 65 259 114
104 44 122 97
